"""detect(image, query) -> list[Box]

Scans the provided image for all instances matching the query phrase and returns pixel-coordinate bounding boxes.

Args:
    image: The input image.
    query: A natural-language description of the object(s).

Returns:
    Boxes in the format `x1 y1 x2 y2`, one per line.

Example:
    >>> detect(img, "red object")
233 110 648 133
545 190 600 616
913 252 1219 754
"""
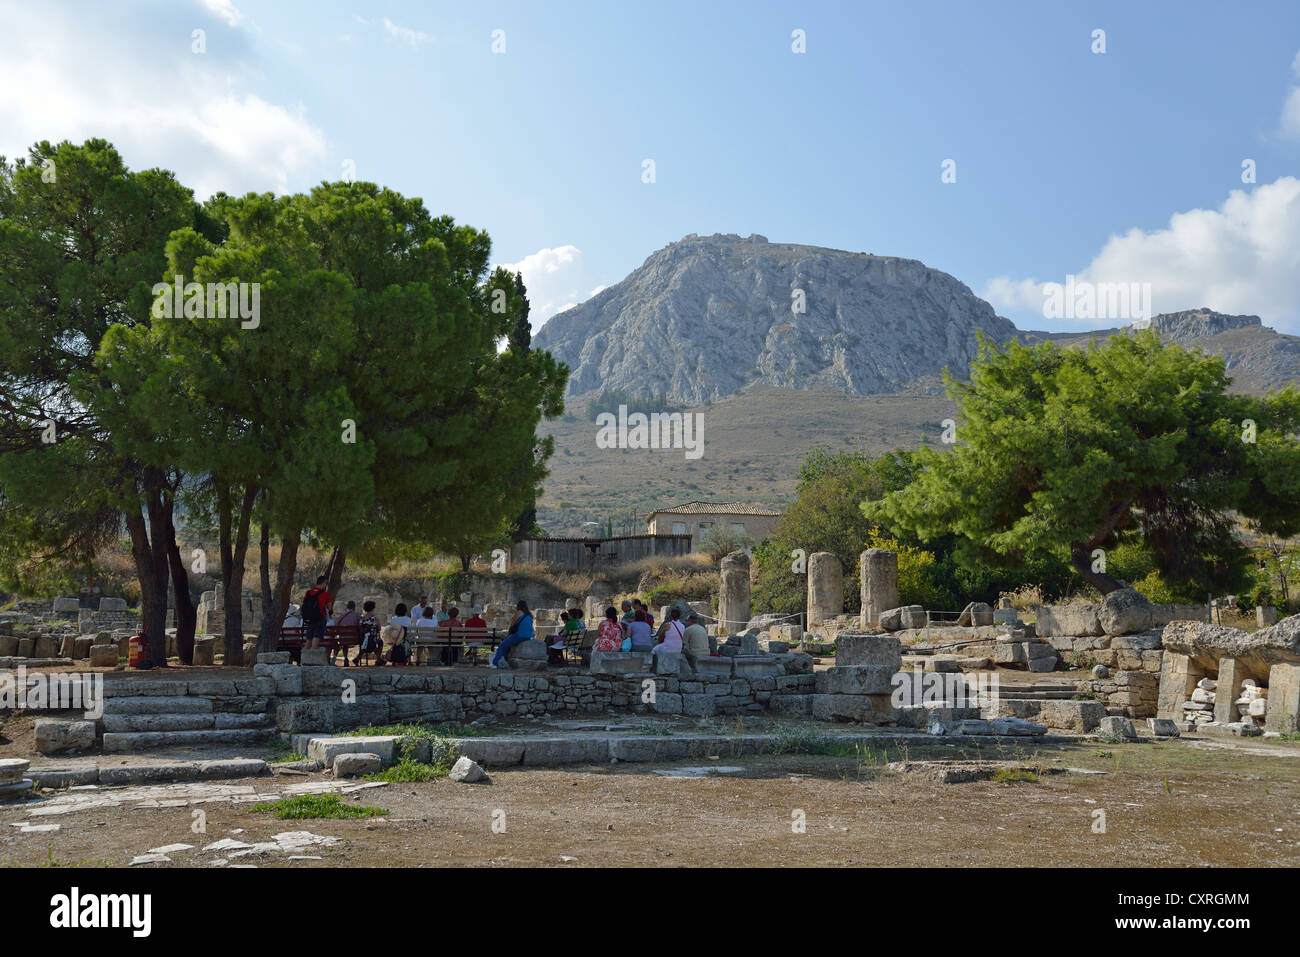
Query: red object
128 634 144 668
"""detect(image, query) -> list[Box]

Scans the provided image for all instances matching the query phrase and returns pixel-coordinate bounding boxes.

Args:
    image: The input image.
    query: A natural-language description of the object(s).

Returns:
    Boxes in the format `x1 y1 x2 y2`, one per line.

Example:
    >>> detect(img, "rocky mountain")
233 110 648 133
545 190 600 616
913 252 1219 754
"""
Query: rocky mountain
1024 309 1300 396
536 235 1300 404
534 233 1019 405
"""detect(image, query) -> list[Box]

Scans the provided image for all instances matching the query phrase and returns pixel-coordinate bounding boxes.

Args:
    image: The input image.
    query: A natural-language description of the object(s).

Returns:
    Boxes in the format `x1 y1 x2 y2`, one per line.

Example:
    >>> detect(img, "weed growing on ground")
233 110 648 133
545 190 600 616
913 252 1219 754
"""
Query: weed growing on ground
248 794 386 819
990 767 1038 784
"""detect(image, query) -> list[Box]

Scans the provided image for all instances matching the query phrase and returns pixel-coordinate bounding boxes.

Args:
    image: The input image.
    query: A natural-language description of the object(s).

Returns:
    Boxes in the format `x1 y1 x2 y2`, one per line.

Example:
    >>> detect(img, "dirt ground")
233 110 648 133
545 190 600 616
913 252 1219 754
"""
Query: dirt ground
3 736 1298 868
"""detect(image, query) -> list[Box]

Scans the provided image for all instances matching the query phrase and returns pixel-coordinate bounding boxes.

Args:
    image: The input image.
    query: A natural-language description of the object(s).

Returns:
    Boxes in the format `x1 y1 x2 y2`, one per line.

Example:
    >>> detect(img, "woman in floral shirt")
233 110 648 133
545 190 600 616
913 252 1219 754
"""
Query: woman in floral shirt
594 606 623 652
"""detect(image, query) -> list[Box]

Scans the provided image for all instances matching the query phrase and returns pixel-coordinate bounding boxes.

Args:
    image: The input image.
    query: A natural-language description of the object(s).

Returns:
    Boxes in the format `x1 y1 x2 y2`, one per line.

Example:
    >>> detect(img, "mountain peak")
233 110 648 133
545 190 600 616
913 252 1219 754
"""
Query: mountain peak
534 234 1016 405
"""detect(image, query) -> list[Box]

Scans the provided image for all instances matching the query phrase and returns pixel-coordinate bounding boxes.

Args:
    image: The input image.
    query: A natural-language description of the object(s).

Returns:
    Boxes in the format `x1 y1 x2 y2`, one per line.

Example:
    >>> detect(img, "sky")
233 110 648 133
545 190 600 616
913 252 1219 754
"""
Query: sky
1 0 1298 333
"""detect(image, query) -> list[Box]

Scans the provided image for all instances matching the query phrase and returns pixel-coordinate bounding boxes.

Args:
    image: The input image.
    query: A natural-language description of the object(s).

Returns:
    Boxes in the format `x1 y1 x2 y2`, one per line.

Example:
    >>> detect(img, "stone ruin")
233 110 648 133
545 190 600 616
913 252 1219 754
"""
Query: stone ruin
1156 615 1300 736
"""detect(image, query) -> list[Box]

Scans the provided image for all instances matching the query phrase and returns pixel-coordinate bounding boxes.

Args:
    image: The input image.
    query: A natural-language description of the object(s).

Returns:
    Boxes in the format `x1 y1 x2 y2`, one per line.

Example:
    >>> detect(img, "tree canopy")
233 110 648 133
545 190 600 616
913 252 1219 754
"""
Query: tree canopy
867 331 1300 597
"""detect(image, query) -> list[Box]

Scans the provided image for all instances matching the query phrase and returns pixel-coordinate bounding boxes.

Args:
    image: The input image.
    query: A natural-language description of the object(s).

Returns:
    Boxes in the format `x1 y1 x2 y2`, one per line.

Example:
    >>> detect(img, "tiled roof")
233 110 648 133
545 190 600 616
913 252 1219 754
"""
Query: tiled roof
645 501 783 521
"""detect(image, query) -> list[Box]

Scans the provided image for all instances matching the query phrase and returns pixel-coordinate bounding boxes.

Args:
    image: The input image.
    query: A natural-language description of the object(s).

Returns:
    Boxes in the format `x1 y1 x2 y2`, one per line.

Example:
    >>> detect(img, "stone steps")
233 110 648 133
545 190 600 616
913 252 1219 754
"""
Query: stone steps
101 712 270 733
101 728 274 753
101 695 215 715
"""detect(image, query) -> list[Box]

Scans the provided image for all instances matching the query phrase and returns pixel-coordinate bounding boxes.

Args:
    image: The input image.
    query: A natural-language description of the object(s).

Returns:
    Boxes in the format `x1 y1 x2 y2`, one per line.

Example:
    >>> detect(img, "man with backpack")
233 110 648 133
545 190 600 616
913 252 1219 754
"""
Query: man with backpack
301 575 332 651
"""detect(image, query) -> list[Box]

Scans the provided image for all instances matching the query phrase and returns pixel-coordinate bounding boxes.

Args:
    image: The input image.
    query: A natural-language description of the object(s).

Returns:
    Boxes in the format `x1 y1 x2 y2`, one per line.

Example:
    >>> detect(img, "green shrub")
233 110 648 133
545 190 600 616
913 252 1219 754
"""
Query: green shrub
248 794 386 819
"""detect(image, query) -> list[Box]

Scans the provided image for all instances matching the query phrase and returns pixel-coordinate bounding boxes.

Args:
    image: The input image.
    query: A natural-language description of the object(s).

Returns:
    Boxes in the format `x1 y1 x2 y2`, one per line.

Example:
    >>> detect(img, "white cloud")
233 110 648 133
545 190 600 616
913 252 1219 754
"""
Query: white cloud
381 17 432 47
495 245 607 327
981 177 1300 332
0 4 327 199
197 0 244 28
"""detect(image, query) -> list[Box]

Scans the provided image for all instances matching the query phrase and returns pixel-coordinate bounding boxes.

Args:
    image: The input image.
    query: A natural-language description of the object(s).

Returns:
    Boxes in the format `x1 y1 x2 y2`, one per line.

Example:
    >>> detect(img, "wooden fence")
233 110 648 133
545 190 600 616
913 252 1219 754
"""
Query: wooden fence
510 534 692 570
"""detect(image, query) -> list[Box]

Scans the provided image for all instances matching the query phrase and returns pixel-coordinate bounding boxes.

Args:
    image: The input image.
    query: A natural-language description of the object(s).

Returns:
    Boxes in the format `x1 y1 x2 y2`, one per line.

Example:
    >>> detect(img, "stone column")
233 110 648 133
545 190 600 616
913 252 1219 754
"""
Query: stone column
806 552 843 627
718 551 751 636
1214 656 1245 724
1156 651 1201 721
859 549 899 628
1265 663 1300 733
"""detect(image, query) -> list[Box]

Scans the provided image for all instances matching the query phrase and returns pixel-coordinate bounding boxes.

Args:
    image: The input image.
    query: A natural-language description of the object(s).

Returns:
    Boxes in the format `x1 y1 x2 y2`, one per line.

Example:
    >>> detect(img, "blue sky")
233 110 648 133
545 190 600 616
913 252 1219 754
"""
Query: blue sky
2 0 1298 331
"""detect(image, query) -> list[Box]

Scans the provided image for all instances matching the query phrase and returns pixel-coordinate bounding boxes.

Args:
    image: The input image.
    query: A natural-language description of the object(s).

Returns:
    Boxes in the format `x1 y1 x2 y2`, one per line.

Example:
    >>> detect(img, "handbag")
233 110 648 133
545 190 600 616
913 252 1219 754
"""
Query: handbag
620 636 632 652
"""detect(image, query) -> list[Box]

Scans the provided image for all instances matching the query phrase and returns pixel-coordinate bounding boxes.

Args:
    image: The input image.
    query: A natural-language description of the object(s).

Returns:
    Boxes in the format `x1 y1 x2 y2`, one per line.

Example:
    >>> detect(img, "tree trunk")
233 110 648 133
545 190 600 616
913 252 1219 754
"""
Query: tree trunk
1070 541 1123 595
141 470 172 666
124 508 162 661
259 532 300 654
257 520 276 649
218 484 258 666
324 544 346 599
164 510 197 665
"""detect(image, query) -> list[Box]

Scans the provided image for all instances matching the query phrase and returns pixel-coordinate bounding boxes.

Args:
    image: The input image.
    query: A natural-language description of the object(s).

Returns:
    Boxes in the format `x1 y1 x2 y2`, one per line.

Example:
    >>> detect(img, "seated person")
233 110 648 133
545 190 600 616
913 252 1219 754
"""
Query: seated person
330 601 361 667
650 608 685 666
547 611 570 665
412 606 441 665
463 608 488 632
356 600 383 666
682 613 710 667
626 609 654 652
282 605 302 630
436 606 463 666
384 603 415 665
594 606 623 653
490 600 534 669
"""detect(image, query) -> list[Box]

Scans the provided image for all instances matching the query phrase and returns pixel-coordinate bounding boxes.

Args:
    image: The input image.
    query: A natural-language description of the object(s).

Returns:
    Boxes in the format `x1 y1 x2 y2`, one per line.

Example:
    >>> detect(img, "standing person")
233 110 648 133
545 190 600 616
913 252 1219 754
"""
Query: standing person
594 606 623 653
651 608 684 668
331 600 360 667
490 600 534 669
300 576 332 651
681 613 710 670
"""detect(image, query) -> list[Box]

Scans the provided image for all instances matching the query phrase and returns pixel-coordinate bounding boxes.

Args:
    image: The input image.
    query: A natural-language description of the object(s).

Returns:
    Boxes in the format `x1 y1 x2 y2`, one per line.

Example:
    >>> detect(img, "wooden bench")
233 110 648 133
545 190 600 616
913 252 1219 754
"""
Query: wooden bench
408 625 500 666
278 624 364 658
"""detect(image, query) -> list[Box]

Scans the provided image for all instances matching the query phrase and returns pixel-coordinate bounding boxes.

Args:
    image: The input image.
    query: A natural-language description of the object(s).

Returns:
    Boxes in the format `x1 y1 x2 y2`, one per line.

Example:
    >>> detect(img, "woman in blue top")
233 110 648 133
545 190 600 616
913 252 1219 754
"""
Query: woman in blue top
490 599 535 668
626 609 654 651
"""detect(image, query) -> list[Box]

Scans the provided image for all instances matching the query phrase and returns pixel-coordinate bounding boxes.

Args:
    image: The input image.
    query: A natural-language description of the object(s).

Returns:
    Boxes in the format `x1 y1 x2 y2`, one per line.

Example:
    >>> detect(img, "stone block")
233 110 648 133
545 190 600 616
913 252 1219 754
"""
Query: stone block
299 647 328 666
253 663 302 696
507 639 548 671
89 643 118 667
1034 605 1102 638
98 597 128 612
1028 656 1058 673
650 692 683 714
333 752 383 778
732 656 782 678
192 637 216 666
817 665 896 696
681 693 717 716
34 719 96 754
1148 718 1180 737
834 633 902 669
1264 662 1300 734
811 693 895 724
590 651 650 675
1100 715 1138 739
1038 700 1105 732
691 656 733 679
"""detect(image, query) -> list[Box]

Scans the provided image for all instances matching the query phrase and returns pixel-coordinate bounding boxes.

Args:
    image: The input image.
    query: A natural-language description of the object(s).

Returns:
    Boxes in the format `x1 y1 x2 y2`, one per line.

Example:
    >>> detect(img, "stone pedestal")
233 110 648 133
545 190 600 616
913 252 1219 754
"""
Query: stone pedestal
806 552 843 627
859 549 898 628
193 637 217 666
1213 656 1245 724
718 551 751 635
